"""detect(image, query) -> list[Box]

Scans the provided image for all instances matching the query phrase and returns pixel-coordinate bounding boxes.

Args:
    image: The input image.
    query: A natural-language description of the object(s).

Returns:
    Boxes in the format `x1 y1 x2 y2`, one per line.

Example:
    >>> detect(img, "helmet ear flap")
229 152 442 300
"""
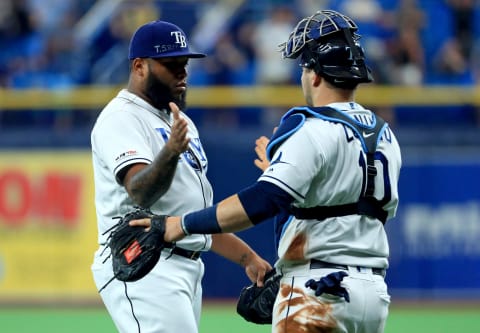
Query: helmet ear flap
300 41 372 88
300 49 319 70
306 58 317 69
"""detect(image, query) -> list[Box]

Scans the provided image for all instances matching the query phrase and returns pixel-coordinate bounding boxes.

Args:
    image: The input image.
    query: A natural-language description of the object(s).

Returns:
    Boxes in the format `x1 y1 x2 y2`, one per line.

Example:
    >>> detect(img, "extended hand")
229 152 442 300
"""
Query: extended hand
244 255 272 287
254 136 270 171
129 215 186 243
166 102 190 155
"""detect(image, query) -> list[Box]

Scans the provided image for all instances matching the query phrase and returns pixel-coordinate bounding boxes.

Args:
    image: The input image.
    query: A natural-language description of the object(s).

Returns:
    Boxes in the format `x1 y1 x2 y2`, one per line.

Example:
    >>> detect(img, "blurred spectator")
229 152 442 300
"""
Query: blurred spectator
233 18 259 81
200 31 253 85
3 0 97 88
340 0 384 23
90 0 160 84
0 0 35 39
296 0 332 17
386 0 426 85
432 0 476 84
252 5 296 85
447 0 475 59
0 0 40 85
27 0 79 34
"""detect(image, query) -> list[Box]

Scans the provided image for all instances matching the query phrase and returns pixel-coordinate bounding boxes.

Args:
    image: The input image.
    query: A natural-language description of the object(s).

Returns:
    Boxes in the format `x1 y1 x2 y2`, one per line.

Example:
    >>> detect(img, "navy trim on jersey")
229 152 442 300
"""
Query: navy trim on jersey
266 105 389 224
275 106 389 224
238 181 294 225
114 157 152 183
266 106 389 159
266 113 306 161
295 106 388 152
114 157 152 174
259 175 305 200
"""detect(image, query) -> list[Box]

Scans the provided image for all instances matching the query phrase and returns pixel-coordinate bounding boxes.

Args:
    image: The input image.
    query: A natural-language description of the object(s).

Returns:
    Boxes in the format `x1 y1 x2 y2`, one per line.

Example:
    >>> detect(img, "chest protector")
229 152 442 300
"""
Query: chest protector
266 106 389 224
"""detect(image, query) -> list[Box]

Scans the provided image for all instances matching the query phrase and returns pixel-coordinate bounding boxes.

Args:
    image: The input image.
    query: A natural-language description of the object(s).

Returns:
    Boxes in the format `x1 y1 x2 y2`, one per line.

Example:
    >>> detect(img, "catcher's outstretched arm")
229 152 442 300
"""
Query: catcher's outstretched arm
130 181 293 241
137 194 251 241
153 195 251 243
215 194 255 232
131 181 294 242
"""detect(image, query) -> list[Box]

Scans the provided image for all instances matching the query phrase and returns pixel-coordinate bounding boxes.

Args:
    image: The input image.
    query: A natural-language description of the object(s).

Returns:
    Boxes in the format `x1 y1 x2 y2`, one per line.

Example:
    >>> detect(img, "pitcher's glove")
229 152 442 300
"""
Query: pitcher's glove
236 268 281 324
107 207 168 282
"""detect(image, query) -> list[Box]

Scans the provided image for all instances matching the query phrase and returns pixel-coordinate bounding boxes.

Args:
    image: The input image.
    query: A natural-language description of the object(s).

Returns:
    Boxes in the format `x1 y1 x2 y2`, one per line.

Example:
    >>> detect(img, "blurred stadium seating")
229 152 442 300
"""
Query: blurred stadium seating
0 0 479 145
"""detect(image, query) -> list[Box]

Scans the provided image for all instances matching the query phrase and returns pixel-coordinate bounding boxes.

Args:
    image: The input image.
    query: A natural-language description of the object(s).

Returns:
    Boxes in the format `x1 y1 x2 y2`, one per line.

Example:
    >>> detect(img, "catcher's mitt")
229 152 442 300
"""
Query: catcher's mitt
236 268 281 324
107 207 168 282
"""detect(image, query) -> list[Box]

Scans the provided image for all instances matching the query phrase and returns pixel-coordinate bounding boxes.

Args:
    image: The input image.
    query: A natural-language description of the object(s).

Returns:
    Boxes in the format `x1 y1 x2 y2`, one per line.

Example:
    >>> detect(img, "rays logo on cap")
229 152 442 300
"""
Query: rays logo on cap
171 31 187 47
152 31 187 55
129 20 206 59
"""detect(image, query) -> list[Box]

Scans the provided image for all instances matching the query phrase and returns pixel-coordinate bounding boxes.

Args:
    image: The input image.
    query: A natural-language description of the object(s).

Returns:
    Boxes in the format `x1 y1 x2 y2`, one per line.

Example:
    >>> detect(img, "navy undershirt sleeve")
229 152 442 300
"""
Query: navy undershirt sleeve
237 180 295 225
183 181 294 234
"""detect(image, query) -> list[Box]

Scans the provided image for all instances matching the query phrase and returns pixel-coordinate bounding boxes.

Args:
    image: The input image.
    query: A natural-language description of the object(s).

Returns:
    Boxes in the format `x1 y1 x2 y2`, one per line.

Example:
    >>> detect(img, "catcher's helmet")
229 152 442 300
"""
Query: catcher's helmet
279 10 373 88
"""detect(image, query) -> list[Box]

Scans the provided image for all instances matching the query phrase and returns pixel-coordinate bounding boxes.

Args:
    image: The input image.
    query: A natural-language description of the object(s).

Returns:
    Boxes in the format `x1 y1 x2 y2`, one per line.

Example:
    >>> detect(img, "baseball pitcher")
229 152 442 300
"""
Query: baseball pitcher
90 20 271 333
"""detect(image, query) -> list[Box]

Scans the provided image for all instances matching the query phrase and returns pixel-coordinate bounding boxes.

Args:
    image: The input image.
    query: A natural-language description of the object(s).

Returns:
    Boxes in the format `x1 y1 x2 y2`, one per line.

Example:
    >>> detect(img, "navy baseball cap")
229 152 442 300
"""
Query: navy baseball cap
128 20 206 60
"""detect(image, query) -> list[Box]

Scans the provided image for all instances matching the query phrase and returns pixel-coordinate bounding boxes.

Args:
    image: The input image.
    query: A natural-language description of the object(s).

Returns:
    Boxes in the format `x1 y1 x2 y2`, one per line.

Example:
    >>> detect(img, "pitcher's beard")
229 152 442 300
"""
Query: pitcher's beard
145 74 187 112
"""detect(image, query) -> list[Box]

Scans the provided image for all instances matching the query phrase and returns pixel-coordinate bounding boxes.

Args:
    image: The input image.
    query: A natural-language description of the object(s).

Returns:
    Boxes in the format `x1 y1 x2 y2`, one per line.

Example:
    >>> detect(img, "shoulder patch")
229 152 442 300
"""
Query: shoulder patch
115 150 139 162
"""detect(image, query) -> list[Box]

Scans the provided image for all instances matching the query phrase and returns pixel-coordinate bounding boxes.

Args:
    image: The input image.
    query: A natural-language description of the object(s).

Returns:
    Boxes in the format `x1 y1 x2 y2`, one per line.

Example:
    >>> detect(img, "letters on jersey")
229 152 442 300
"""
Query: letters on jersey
266 106 389 224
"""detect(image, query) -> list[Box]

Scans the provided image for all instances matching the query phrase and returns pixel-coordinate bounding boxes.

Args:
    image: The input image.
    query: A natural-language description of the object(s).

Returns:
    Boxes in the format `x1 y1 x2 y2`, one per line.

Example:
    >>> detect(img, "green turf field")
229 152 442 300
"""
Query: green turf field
0 303 478 333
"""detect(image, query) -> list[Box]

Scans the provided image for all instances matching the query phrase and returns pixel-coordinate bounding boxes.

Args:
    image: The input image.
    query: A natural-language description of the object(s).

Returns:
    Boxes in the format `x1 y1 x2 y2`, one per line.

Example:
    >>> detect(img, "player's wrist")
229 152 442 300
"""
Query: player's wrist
164 216 185 242
183 205 222 234
180 215 190 236
163 143 183 157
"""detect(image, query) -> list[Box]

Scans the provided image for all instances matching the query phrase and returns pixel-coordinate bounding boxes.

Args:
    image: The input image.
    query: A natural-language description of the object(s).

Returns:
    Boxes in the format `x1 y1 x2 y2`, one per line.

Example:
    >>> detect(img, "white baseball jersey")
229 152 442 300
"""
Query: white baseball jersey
91 89 212 250
90 89 212 333
259 102 401 270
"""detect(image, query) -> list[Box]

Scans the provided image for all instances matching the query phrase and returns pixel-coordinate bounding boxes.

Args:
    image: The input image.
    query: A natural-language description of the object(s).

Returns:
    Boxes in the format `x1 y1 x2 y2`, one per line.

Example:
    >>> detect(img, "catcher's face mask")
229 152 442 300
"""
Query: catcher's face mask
279 9 372 86
279 9 359 60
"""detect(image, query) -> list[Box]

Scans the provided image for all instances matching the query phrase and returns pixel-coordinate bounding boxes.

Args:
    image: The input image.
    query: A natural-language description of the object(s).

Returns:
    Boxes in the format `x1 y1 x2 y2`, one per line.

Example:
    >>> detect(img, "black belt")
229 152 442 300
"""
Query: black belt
164 245 201 260
310 259 385 277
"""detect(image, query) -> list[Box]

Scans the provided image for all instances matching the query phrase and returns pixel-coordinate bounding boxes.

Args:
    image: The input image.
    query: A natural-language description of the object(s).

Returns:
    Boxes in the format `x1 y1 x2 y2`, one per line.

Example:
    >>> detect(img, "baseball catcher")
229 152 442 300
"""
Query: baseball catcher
236 268 281 324
105 207 167 283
